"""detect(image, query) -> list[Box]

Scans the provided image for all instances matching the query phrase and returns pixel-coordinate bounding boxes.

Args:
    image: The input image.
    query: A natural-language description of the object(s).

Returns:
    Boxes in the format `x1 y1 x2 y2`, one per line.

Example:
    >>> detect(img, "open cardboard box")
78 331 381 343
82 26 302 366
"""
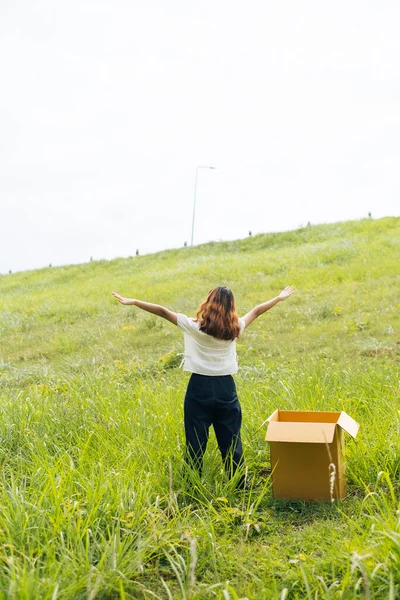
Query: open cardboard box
265 410 359 501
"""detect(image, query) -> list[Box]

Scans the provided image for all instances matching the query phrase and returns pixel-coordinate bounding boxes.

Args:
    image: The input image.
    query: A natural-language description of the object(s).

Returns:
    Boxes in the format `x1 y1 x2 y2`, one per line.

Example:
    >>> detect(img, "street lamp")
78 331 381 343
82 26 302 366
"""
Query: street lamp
191 165 217 246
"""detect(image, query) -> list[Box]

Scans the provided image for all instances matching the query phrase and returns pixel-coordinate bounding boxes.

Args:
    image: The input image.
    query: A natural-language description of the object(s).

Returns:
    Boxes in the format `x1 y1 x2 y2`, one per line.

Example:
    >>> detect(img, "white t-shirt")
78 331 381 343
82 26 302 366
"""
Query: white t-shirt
177 314 246 376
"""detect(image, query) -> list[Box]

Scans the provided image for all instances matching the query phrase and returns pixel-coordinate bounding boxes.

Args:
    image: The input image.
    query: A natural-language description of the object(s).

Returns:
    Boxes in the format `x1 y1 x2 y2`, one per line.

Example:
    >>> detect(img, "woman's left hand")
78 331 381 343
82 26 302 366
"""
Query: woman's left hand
112 292 132 305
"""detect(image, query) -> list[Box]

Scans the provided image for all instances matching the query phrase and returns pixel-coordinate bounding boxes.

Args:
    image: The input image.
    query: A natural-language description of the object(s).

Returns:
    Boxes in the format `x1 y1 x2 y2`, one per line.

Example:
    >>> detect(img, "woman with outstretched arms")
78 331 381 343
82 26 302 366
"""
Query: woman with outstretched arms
112 285 294 479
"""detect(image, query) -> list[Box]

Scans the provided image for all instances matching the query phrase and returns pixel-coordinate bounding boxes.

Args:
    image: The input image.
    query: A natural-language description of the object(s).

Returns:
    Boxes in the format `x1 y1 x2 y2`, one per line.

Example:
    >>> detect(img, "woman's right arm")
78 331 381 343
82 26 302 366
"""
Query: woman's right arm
242 286 294 328
112 292 178 325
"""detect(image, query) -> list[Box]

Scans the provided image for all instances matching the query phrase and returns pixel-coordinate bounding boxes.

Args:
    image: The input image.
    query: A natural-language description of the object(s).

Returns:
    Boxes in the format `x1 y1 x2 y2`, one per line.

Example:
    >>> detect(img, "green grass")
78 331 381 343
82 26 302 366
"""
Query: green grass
0 217 399 599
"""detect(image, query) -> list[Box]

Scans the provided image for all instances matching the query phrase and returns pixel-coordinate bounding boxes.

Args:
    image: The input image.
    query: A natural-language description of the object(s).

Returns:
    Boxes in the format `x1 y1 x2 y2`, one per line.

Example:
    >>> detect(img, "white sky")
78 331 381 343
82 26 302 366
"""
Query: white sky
1 0 399 273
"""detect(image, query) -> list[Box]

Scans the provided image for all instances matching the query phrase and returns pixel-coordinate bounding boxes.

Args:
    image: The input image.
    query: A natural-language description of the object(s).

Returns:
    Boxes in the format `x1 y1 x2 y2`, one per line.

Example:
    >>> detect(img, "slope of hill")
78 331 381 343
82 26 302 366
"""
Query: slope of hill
1 216 399 370
0 217 399 599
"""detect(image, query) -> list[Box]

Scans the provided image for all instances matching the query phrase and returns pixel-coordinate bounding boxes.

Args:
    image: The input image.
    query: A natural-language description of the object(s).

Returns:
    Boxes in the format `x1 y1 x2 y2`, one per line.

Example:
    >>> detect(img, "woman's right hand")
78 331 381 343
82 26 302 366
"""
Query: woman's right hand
278 286 295 301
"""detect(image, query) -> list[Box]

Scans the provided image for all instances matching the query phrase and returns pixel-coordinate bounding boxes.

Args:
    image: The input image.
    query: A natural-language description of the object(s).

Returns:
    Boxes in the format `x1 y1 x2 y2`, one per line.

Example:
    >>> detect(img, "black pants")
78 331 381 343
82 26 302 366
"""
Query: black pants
184 373 244 477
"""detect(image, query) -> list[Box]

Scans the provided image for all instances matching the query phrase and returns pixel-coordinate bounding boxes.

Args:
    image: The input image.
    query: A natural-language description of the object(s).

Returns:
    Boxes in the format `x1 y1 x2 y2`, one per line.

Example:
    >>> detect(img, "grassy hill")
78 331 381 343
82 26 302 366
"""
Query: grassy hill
0 217 399 599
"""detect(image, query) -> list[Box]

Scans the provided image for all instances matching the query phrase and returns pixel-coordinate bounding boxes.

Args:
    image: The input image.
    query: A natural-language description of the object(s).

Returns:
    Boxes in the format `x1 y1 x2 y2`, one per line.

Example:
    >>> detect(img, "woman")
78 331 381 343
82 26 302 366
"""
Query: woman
112 285 294 479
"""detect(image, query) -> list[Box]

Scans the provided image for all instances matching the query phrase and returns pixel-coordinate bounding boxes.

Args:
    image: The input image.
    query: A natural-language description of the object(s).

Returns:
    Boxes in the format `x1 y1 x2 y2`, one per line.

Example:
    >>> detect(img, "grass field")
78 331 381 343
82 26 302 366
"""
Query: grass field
0 217 399 599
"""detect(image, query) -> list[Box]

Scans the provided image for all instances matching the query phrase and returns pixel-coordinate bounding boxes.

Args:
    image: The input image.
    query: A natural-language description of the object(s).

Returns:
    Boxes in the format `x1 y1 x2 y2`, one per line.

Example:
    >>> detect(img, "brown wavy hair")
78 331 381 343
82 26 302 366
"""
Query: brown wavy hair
196 286 241 340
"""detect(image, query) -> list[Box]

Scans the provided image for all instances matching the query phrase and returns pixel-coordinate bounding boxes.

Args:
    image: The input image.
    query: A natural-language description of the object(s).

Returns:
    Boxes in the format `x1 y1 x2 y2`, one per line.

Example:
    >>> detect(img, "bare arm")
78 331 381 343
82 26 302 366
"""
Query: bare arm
112 292 178 325
242 286 294 328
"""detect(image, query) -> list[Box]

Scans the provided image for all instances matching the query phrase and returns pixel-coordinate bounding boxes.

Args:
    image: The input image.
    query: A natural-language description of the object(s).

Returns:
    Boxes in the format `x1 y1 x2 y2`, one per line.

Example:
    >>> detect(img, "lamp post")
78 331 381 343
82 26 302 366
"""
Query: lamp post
191 165 217 246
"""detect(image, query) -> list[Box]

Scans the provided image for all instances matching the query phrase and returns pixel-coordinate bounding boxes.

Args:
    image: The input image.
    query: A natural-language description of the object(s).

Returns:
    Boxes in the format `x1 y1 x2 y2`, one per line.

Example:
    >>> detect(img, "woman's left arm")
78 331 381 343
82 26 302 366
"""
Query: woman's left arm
112 292 178 325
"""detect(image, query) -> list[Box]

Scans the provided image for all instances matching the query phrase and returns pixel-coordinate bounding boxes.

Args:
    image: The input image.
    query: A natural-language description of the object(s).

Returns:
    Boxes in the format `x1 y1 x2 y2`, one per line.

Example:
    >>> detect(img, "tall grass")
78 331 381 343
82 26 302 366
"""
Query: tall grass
0 217 399 598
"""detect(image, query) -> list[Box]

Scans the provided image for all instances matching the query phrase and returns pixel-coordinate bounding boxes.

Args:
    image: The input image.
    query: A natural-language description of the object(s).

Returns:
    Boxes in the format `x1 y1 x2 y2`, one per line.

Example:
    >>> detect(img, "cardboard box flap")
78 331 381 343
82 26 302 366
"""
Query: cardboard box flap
277 410 341 423
265 409 280 423
337 411 359 438
265 421 337 444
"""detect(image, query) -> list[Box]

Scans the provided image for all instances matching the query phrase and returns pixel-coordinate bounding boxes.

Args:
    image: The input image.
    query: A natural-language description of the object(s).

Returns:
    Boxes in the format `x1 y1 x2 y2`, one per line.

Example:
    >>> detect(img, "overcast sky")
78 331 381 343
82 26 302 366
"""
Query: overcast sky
1 1 399 274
